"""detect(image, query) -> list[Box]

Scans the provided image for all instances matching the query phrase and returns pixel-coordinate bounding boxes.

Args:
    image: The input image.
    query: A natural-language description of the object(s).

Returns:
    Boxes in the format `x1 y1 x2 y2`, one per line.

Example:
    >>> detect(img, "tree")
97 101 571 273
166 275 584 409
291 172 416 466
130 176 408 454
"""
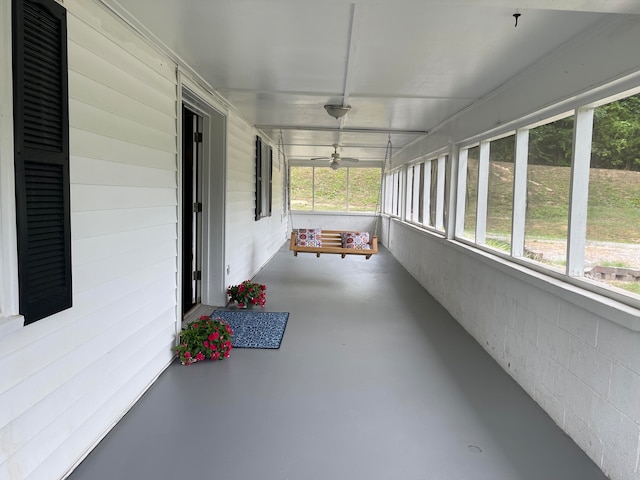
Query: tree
592 95 640 171
529 117 574 167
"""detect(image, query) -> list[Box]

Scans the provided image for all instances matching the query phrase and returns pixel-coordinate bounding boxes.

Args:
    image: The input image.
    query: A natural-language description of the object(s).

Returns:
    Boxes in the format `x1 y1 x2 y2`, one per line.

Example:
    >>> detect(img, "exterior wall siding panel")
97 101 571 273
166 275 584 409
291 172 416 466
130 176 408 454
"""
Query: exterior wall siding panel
1 0 290 476
225 115 287 284
0 1 178 478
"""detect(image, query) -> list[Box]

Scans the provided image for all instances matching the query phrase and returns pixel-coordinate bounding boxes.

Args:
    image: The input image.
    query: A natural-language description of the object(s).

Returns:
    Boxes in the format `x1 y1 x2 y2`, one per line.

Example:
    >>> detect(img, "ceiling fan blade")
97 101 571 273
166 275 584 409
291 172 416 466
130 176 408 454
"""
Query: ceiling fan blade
310 157 330 161
340 157 360 163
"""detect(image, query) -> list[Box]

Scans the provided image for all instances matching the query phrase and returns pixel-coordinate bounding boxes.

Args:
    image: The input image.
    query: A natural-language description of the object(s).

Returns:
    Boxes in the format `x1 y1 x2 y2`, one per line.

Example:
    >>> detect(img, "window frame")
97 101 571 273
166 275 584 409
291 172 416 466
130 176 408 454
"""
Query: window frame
398 155 448 235
289 165 382 213
450 101 640 309
0 0 20 327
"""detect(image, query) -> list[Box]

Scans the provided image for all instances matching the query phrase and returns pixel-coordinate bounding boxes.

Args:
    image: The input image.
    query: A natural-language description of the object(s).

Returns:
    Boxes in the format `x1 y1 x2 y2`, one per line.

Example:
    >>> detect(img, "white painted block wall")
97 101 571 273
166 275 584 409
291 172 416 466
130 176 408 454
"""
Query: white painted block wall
291 212 378 235
382 220 640 480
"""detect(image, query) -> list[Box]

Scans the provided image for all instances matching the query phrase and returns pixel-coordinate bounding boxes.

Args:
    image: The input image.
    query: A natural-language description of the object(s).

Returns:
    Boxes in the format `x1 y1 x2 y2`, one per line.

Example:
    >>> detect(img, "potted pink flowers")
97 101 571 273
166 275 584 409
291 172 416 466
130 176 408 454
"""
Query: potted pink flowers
176 316 233 365
227 280 266 308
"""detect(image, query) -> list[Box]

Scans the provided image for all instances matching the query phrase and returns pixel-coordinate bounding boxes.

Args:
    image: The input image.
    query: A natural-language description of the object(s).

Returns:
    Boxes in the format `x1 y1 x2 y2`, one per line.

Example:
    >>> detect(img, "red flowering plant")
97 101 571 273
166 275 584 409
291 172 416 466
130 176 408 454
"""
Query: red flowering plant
226 280 266 308
176 316 233 365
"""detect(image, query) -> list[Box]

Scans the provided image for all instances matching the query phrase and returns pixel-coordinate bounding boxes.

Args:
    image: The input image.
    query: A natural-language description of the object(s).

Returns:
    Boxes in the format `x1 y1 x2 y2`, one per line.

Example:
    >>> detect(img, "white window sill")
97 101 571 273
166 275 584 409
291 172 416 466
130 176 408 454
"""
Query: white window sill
451 237 640 332
0 314 25 336
390 218 640 332
291 211 378 216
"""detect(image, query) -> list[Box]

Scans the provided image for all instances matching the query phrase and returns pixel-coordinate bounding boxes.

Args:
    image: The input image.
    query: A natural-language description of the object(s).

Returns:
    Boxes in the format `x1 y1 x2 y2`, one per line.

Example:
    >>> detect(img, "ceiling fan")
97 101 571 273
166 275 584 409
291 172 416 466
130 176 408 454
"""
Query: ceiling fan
310 144 359 170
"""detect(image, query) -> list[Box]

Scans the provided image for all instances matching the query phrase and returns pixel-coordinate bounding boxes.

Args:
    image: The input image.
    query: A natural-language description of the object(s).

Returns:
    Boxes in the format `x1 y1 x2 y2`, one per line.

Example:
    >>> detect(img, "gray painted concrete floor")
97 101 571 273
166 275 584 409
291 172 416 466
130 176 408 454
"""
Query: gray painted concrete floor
68 245 607 480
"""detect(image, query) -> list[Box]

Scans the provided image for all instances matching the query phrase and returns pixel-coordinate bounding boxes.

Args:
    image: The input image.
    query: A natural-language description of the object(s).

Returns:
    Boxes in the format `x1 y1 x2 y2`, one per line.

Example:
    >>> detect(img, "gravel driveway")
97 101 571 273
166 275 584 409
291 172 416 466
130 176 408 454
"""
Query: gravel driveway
525 239 640 269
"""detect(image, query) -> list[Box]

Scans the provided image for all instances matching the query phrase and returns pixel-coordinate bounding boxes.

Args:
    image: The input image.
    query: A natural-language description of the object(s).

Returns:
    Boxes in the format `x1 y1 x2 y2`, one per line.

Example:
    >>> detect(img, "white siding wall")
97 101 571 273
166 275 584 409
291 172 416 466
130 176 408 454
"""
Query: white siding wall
0 2 179 478
225 117 288 286
1 1 291 477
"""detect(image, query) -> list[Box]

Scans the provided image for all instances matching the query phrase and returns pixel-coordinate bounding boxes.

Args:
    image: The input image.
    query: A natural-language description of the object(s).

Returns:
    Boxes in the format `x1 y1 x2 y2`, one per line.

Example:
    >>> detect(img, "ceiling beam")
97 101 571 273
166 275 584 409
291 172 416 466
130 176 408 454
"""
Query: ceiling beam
295 0 640 15
256 125 427 135
213 87 478 101
283 143 393 148
342 4 362 106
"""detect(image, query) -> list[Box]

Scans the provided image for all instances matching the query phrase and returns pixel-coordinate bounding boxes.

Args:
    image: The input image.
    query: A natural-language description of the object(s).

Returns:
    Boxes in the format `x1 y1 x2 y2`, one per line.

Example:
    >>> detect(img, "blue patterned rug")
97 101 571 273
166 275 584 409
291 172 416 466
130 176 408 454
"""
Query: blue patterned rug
211 310 288 349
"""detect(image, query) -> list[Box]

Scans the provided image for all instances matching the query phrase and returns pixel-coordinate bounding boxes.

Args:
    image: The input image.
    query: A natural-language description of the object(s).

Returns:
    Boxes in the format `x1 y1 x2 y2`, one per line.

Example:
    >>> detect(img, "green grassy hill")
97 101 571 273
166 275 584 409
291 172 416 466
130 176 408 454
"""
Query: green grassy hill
291 163 640 245
479 162 640 243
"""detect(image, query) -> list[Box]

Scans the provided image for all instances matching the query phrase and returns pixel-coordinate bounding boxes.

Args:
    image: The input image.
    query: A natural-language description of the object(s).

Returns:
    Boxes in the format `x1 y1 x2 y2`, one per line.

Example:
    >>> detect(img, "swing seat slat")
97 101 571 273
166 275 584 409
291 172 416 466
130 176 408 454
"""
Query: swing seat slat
290 229 378 259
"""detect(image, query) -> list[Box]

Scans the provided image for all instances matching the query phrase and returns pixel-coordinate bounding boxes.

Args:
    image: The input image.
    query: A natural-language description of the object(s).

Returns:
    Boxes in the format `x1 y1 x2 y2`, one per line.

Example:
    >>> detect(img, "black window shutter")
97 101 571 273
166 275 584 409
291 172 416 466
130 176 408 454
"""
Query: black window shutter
255 136 262 220
13 0 71 324
267 147 272 216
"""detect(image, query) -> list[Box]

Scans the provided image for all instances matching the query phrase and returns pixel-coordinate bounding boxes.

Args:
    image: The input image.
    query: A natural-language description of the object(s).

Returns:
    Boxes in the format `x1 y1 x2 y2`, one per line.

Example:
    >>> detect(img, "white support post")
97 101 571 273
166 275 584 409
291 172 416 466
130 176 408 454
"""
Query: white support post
567 107 594 277
476 141 490 245
511 128 529 257
396 169 400 217
435 154 446 230
455 148 468 237
389 172 398 215
400 168 408 220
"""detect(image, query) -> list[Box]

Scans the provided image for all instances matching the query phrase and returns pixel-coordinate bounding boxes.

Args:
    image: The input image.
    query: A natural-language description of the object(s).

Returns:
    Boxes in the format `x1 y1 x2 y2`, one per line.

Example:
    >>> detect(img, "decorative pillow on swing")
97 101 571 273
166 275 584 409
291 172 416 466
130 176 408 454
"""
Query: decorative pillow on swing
342 232 371 250
295 228 322 247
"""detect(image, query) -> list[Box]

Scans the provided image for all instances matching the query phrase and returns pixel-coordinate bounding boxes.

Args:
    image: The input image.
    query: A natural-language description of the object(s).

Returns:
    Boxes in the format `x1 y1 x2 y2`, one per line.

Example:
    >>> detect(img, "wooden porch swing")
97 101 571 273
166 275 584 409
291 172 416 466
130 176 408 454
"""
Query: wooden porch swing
289 229 379 259
288 136 391 260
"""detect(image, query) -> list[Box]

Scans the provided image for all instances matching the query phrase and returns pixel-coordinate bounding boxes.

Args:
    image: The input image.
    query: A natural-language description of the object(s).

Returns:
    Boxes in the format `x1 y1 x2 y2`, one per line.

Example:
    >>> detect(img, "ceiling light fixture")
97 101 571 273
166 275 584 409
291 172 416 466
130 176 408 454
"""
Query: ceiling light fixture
330 160 340 170
324 104 351 119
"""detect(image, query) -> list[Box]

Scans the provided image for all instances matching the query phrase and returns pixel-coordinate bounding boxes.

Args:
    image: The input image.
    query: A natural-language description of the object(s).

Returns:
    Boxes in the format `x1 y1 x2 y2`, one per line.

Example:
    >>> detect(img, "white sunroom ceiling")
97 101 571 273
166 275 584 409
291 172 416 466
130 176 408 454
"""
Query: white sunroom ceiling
105 0 639 165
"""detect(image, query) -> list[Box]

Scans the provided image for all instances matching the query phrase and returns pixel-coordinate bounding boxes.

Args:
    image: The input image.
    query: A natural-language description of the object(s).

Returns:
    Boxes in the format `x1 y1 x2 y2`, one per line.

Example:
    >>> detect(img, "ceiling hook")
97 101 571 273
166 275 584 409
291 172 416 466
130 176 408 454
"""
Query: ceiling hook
513 13 521 27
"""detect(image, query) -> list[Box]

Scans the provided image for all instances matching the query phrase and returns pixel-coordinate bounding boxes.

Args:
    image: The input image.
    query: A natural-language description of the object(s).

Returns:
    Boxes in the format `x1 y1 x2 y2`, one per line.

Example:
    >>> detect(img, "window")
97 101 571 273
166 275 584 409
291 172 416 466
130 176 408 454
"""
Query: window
405 162 426 224
486 134 515 253
416 163 425 223
315 167 347 211
405 164 418 222
290 166 381 212
524 117 573 271
13 0 71 324
290 164 313 210
462 146 479 241
383 170 401 216
586 94 640 294
429 160 438 228
449 90 640 304
442 155 450 231
348 168 382 212
404 156 448 232
255 136 272 220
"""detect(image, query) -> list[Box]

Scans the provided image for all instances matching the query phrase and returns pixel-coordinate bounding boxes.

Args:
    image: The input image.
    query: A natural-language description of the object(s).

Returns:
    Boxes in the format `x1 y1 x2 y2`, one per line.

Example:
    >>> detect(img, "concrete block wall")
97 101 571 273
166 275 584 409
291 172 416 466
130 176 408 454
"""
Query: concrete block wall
383 219 640 480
